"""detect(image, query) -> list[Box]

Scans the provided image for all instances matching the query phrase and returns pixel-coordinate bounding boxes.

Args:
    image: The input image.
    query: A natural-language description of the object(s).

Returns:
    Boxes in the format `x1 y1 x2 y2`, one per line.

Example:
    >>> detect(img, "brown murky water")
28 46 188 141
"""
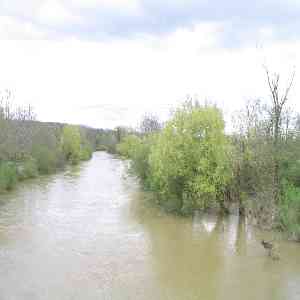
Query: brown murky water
0 152 300 300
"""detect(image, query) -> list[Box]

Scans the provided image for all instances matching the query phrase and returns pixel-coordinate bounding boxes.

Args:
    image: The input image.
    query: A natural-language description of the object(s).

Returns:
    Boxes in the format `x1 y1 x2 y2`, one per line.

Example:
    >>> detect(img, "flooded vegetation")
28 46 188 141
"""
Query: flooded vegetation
1 0 300 298
0 152 299 300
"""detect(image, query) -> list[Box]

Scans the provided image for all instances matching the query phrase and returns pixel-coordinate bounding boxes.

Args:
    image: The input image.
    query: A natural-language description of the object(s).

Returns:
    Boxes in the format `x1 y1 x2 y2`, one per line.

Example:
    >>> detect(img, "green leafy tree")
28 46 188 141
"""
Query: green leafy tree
149 102 232 213
62 125 82 164
117 135 141 158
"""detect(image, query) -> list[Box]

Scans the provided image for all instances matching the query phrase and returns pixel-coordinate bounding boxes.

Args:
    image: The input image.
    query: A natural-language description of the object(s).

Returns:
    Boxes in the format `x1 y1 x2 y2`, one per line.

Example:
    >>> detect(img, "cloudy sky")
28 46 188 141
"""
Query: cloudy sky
0 0 299 129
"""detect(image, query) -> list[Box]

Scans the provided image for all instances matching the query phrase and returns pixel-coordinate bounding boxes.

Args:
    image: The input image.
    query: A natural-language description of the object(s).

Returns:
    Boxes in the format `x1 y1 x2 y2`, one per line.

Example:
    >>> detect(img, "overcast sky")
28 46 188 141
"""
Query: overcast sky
0 0 299 129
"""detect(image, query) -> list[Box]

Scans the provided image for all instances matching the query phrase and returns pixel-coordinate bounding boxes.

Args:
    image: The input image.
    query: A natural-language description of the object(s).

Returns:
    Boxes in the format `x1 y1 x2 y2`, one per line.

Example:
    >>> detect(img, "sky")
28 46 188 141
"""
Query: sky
0 0 299 129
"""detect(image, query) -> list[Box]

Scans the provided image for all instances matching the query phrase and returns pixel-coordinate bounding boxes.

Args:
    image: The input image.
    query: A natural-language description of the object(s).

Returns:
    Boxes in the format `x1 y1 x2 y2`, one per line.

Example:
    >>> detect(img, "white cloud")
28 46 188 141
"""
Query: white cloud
0 16 46 39
67 0 141 13
161 23 223 51
0 0 39 18
37 0 81 26
0 26 299 129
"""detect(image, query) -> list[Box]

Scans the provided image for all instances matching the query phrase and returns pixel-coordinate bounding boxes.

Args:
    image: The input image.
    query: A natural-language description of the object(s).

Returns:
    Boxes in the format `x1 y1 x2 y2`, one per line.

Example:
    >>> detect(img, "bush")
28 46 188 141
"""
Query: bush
0 161 18 191
118 103 233 214
279 183 300 240
116 135 141 158
148 104 232 213
32 145 61 174
96 145 108 151
130 136 154 185
61 125 82 164
80 144 93 161
16 157 38 180
282 160 300 188
117 134 156 187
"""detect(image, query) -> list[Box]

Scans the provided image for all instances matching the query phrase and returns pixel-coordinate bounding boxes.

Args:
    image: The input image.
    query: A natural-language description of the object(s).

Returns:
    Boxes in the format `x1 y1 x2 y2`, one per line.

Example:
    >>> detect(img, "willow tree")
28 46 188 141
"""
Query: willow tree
149 102 232 213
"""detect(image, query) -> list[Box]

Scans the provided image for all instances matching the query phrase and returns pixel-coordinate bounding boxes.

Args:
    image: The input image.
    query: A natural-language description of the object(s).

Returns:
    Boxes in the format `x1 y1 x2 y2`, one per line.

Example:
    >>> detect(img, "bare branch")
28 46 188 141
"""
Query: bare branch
281 68 295 106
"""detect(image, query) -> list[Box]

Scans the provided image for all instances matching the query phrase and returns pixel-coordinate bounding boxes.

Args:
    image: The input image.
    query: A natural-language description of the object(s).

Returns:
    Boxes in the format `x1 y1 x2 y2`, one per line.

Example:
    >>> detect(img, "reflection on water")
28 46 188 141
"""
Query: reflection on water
0 152 299 300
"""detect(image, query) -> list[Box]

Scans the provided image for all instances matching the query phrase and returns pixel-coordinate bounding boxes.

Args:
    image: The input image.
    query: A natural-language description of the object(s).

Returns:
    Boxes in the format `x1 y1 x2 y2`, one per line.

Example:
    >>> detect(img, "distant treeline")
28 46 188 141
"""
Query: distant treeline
117 68 300 241
0 95 120 192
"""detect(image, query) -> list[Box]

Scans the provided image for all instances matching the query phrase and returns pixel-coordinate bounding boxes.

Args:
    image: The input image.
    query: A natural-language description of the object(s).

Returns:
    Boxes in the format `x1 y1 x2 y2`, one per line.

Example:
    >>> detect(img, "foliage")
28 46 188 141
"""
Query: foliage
279 183 300 240
80 143 93 161
0 161 17 191
118 102 233 214
117 134 156 186
96 130 118 154
62 125 82 164
16 157 38 180
116 135 141 158
0 97 96 192
232 97 300 228
131 136 156 185
149 103 232 213
32 145 61 174
78 128 93 161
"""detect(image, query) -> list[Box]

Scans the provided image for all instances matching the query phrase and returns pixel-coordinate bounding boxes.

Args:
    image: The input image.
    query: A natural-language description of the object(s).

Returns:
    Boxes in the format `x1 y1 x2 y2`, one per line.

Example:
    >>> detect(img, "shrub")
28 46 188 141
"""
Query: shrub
130 136 154 185
80 143 93 161
116 135 141 158
32 145 61 174
17 157 38 180
0 161 18 191
61 125 82 164
96 145 108 151
148 103 232 213
279 183 300 240
282 160 300 188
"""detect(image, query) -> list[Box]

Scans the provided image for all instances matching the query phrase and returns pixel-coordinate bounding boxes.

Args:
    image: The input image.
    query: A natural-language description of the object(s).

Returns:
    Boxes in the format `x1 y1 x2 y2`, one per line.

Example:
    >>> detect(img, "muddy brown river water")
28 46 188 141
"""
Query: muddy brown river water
0 152 300 300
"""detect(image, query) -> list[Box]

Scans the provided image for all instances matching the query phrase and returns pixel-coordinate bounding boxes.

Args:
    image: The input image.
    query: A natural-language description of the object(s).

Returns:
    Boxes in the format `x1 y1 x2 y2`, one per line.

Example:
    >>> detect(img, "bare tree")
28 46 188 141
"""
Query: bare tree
140 114 161 135
264 66 295 203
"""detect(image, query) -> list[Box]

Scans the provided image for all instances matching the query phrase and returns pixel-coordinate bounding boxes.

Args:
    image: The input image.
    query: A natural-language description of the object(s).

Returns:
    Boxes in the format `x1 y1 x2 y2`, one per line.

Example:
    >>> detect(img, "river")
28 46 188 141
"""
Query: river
0 152 299 300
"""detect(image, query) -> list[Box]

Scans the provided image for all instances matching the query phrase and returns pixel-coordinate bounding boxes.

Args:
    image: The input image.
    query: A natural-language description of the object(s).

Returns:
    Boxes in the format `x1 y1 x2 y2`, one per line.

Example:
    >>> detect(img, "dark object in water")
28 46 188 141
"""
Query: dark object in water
261 240 280 260
261 240 273 250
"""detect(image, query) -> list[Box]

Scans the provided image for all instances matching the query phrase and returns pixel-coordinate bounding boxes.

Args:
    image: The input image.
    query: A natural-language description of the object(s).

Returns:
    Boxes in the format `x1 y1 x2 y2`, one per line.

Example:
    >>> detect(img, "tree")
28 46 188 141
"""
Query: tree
149 102 232 213
61 125 82 164
140 114 161 135
116 135 141 159
264 66 295 203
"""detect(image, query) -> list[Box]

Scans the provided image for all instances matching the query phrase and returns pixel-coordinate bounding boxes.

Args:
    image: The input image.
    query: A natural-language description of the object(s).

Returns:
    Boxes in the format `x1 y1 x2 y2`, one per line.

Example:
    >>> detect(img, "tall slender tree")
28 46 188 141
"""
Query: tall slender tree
264 66 295 203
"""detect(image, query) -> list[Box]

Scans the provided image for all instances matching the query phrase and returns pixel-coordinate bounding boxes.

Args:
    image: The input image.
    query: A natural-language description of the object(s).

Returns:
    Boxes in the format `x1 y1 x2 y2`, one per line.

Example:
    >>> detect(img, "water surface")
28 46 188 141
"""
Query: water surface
0 152 299 300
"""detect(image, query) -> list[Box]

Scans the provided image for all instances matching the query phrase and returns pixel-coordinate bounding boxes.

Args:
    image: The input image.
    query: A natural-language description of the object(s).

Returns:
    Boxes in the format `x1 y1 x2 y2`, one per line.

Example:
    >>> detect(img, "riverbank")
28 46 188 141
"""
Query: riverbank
0 122 96 194
0 152 93 194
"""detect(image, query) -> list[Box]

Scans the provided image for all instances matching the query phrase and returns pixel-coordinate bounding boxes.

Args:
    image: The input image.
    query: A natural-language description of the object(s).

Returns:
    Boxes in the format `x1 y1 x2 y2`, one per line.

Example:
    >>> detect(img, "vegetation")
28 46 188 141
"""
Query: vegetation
95 129 119 153
117 68 300 240
279 183 300 239
149 104 231 213
0 92 98 193
1 66 300 241
0 161 17 191
62 125 82 164
117 105 232 214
